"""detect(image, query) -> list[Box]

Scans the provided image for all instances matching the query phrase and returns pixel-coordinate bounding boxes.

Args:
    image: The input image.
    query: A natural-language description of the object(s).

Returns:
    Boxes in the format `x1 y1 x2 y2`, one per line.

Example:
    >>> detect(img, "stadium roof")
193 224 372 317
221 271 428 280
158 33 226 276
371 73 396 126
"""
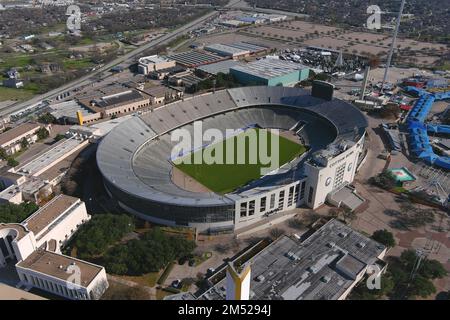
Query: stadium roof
97 86 367 207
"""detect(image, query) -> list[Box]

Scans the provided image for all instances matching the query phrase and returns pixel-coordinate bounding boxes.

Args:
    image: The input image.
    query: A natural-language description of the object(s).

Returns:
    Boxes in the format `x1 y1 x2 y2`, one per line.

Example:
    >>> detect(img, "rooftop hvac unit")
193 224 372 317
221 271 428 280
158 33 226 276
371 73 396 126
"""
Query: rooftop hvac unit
356 242 366 248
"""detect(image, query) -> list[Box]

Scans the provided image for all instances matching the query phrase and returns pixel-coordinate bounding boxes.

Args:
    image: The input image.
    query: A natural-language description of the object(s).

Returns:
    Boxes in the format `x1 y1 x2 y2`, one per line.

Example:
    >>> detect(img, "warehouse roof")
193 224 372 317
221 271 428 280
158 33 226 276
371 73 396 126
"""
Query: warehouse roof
48 100 93 120
16 137 86 176
196 60 244 75
199 219 386 300
168 51 225 67
230 59 309 80
138 55 173 65
204 44 250 57
226 42 269 52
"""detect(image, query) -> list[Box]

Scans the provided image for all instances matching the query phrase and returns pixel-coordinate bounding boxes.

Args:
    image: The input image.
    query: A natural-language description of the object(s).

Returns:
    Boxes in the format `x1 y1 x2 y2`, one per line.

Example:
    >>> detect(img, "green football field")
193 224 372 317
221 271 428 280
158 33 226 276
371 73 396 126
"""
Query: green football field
174 128 307 194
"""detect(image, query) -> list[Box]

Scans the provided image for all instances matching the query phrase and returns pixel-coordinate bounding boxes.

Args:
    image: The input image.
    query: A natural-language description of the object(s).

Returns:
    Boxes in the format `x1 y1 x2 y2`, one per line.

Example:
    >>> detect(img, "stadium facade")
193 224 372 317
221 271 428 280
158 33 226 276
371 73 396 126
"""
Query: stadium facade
97 86 367 234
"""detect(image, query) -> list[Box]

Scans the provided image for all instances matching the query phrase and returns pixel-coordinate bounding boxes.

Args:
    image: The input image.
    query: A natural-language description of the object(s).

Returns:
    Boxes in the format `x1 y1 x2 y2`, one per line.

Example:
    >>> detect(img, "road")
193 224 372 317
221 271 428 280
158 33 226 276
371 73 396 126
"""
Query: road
0 0 241 118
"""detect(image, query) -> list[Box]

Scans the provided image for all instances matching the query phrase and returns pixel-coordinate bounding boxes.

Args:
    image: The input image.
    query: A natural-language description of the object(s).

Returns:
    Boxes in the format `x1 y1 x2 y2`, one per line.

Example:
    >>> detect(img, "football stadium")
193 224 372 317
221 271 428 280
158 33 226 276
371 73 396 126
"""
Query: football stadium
97 86 368 234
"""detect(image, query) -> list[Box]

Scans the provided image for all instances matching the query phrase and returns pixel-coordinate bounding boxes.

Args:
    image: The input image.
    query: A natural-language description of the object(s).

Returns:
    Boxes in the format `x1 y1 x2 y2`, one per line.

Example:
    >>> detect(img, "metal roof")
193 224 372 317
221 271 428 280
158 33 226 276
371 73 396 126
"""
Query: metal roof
199 219 386 300
230 59 309 80
196 60 244 75
168 51 224 67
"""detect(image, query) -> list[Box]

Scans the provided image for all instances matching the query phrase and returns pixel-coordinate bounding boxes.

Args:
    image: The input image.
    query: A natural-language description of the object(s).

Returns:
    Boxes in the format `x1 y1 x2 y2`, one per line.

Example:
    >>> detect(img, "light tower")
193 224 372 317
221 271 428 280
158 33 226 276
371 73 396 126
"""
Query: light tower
380 0 406 93
359 66 371 100
226 262 251 300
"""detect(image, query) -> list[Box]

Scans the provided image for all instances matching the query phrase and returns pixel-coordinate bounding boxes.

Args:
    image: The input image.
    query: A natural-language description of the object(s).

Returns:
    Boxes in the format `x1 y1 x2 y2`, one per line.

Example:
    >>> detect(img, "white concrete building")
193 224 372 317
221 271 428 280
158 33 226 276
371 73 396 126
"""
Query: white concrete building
0 195 108 300
137 55 176 75
234 180 303 231
0 123 48 155
304 136 365 209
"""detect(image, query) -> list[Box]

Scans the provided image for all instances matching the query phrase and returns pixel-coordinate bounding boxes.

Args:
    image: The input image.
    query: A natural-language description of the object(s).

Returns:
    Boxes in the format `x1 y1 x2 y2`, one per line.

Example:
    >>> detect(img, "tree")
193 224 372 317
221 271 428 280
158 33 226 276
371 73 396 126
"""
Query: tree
342 208 357 224
7 157 19 167
54 133 66 142
103 227 196 276
409 275 436 298
38 113 56 124
20 137 29 149
392 203 436 230
0 148 7 160
0 202 39 223
37 127 49 140
269 228 284 239
350 274 395 300
386 250 447 299
370 170 397 190
371 229 396 248
368 55 381 68
69 214 135 260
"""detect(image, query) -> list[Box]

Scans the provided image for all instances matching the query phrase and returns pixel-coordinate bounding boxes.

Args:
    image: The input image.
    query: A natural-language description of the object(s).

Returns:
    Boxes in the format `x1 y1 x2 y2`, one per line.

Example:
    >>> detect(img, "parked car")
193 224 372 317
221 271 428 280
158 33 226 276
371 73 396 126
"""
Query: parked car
171 279 181 288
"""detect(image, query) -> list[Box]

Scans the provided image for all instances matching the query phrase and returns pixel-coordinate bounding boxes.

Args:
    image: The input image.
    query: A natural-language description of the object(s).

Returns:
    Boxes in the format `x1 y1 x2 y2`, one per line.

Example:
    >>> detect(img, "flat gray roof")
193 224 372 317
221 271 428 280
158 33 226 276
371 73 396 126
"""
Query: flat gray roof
230 59 309 80
226 42 269 52
199 219 386 300
168 51 225 67
17 137 85 176
204 44 249 56
49 100 93 120
96 90 145 108
196 60 244 75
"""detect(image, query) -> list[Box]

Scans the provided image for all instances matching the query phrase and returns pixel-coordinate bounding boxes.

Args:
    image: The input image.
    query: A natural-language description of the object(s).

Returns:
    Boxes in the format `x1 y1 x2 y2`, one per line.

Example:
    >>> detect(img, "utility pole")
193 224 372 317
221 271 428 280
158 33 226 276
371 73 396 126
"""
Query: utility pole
380 0 406 94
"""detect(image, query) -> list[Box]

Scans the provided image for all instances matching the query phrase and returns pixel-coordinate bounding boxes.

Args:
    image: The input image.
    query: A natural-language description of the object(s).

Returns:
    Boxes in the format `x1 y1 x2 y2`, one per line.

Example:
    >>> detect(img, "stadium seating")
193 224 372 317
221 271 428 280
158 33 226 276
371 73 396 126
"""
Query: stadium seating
97 86 368 211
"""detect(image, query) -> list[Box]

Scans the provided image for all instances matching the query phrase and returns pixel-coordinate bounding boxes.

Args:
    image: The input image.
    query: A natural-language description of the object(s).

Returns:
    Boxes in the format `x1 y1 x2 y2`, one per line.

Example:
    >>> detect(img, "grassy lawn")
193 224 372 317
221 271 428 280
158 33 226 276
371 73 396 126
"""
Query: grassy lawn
0 87 36 102
174 128 306 194
156 288 173 300
121 272 160 287
194 252 212 267
0 55 33 69
62 58 94 70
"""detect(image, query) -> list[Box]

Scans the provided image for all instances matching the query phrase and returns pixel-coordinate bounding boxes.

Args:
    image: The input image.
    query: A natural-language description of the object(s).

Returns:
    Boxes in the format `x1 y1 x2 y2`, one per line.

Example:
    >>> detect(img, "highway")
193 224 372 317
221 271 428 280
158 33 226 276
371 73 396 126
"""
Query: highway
0 0 241 118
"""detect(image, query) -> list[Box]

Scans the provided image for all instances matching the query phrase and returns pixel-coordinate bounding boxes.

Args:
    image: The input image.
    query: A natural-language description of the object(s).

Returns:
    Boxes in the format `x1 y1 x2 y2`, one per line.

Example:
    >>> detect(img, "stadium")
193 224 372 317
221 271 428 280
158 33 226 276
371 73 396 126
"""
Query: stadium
96 86 368 234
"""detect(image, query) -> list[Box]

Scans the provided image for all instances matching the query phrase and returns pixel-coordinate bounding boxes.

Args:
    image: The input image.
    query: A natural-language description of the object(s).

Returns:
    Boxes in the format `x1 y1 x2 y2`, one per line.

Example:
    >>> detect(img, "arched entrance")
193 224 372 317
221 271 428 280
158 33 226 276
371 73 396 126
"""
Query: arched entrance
0 227 21 268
